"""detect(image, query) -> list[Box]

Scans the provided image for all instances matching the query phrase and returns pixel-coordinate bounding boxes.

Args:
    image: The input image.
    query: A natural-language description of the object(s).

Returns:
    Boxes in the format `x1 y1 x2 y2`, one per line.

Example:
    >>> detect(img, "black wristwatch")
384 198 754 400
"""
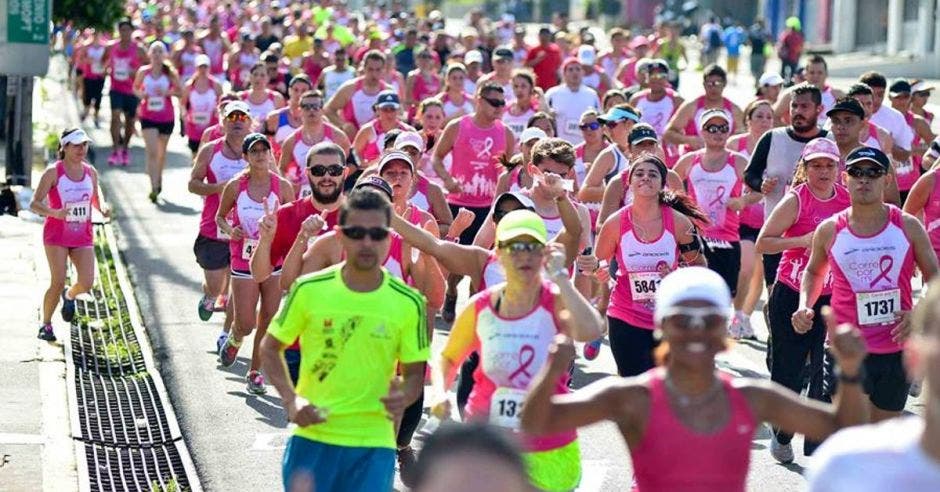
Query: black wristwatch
836 368 863 385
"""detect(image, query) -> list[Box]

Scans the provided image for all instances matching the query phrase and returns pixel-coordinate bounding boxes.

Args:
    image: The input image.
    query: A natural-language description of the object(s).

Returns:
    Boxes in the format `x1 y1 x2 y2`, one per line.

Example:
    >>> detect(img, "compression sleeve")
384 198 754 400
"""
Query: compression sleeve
744 131 772 192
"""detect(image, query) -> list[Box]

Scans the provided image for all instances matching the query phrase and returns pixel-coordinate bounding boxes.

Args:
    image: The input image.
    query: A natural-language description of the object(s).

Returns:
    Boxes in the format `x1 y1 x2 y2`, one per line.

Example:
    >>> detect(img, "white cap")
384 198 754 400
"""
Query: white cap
377 150 414 173
519 126 547 144
223 100 251 117
61 129 91 146
697 108 732 132
464 50 483 65
758 72 784 87
577 45 596 66
653 267 732 323
195 54 211 67
393 131 424 151
912 81 935 92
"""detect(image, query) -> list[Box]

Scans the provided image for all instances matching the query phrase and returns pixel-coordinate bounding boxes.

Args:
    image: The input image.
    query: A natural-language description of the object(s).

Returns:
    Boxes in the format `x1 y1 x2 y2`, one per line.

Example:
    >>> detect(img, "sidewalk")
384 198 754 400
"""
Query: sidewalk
0 215 77 491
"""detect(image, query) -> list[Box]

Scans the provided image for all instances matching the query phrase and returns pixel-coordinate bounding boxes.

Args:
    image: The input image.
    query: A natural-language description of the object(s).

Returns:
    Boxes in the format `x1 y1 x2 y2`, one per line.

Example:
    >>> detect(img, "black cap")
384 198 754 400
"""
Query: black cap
825 99 865 119
845 146 891 172
628 124 659 145
493 47 514 60
889 79 912 96
242 133 271 154
355 176 393 201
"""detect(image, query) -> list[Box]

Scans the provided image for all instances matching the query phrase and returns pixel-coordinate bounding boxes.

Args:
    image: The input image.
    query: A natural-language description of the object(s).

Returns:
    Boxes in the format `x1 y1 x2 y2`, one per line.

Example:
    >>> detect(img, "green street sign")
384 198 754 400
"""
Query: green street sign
7 0 49 44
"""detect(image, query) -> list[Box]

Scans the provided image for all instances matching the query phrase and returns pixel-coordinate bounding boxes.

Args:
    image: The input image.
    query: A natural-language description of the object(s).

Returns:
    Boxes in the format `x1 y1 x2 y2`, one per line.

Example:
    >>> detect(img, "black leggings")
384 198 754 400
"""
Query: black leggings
608 316 659 377
397 390 425 448
768 283 828 454
704 241 741 297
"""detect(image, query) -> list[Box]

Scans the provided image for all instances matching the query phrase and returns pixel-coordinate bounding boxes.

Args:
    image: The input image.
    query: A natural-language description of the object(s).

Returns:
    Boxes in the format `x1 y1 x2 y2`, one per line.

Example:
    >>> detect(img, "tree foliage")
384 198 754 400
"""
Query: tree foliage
52 0 125 31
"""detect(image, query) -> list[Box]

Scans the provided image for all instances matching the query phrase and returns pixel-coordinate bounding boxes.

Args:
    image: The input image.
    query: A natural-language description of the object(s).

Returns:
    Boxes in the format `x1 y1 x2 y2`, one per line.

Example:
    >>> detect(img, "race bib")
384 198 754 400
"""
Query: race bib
241 238 259 260
856 289 901 325
216 225 231 241
192 112 211 126
65 201 91 223
566 119 580 135
489 387 526 430
147 97 165 112
628 271 662 301
705 238 733 250
91 60 105 75
508 123 524 136
114 60 130 81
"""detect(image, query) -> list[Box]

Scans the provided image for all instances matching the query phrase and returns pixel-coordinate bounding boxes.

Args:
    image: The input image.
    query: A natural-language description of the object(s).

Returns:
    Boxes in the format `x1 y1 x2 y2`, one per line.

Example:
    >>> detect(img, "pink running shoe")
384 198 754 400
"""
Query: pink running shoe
120 148 130 166
107 150 120 166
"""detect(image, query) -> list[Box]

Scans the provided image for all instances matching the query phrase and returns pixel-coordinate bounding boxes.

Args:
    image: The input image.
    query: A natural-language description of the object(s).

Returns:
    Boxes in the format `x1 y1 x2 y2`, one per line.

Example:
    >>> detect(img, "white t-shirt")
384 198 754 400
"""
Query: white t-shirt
806 417 940 492
544 84 601 146
871 104 914 151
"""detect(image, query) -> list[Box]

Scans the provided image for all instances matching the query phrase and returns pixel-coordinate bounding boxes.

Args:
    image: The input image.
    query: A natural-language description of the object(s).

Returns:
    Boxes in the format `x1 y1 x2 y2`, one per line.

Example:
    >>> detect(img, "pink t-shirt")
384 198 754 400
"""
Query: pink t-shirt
448 115 507 208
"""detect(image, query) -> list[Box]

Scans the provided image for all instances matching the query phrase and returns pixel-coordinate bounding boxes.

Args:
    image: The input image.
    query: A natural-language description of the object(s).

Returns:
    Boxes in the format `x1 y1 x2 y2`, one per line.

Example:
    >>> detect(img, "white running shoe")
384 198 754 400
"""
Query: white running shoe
770 435 795 464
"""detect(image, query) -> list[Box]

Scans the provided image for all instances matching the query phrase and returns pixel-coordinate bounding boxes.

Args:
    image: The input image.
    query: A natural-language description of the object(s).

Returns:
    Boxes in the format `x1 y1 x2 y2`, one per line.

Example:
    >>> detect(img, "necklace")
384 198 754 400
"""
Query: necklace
664 374 723 407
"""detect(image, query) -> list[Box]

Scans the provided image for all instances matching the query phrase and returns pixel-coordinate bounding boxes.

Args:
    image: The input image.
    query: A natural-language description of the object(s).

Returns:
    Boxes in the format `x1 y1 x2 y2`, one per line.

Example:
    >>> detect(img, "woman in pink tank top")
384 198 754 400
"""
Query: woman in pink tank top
215 134 294 392
756 137 851 457
404 47 442 123
180 57 224 154
133 42 181 202
352 90 414 167
29 129 109 342
430 210 605 492
594 155 709 376
903 167 940 260
521 266 870 492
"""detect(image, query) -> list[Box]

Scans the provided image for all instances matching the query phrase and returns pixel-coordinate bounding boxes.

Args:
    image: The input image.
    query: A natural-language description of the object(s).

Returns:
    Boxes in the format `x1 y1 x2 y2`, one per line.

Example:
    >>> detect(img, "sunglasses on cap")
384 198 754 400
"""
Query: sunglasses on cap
846 166 887 179
226 113 251 122
499 241 544 254
309 164 345 177
703 123 730 134
300 102 322 110
482 96 506 108
579 121 601 131
340 226 390 241
659 306 729 331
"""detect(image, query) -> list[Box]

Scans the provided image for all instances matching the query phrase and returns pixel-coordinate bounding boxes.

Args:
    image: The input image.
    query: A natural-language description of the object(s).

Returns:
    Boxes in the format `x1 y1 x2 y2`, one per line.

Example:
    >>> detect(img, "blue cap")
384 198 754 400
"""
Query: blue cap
374 90 401 108
598 106 641 124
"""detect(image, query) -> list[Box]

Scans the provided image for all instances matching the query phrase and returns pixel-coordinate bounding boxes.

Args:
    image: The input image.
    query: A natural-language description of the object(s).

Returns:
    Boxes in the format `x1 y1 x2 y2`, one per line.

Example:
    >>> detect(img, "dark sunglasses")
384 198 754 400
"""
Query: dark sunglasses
579 121 601 131
300 102 322 110
846 166 887 179
482 96 506 108
341 226 390 241
704 124 730 134
309 164 345 177
500 241 544 254
226 113 251 122
913 91 931 98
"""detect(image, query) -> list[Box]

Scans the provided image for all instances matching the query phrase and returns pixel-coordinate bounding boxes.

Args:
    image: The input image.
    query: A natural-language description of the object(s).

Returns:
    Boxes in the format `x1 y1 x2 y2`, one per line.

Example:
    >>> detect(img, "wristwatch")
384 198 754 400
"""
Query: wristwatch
836 368 863 385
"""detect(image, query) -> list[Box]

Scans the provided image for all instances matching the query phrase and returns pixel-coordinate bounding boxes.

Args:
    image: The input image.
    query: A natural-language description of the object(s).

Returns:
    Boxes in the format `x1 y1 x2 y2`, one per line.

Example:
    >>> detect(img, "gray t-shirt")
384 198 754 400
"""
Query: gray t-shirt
744 127 829 219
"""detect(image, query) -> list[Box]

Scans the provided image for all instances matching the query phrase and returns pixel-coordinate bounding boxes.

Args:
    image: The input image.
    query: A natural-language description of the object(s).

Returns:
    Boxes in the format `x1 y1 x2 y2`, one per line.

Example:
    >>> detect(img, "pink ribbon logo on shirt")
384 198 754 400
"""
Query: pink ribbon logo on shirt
709 185 726 208
474 137 495 159
509 344 535 384
868 255 894 288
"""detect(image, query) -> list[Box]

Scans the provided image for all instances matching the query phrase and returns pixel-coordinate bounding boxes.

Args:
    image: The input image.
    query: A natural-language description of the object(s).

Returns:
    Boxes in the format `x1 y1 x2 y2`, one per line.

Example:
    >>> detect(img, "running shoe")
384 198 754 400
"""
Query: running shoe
397 445 418 488
212 294 229 312
909 381 922 398
218 336 240 367
728 312 743 339
37 323 56 342
246 370 267 395
197 295 214 321
216 331 228 354
770 435 794 464
441 294 457 323
120 148 130 166
583 337 603 361
739 313 758 340
148 190 159 203
60 289 76 323
107 150 120 166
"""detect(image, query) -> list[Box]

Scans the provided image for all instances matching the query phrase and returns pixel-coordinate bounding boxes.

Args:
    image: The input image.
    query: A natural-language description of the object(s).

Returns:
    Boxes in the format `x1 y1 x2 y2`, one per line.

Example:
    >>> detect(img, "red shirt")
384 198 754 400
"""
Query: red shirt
269 197 340 268
526 43 562 91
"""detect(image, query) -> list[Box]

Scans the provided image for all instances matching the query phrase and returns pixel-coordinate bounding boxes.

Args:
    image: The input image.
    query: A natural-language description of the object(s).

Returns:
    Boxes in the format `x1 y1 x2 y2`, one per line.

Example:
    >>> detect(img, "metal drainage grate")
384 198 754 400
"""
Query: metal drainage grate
71 323 147 377
84 441 192 492
74 369 174 447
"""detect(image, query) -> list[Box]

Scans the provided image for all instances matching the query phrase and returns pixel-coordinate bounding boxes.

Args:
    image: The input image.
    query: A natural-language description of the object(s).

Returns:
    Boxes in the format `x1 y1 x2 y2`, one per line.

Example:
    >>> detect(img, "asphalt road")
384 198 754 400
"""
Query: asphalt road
68 60 932 492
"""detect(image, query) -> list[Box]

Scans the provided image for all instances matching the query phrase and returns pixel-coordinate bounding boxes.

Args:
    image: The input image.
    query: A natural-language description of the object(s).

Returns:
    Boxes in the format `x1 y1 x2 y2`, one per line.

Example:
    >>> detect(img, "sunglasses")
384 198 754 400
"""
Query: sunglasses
648 73 668 80
308 164 345 177
300 102 322 110
846 166 887 179
703 124 730 134
340 226 390 241
659 306 729 331
225 113 251 122
705 80 726 88
482 96 506 108
913 91 931 98
499 241 544 254
579 121 601 131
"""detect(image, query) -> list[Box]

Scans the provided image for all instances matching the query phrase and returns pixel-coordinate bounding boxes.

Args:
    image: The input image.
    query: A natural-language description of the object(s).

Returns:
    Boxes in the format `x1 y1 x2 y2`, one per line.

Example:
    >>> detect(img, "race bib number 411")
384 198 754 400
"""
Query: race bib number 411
856 289 901 325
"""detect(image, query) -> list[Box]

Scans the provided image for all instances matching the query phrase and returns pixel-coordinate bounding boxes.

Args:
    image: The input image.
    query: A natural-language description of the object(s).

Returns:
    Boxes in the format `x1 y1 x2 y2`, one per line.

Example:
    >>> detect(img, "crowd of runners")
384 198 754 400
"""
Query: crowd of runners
31 1 940 491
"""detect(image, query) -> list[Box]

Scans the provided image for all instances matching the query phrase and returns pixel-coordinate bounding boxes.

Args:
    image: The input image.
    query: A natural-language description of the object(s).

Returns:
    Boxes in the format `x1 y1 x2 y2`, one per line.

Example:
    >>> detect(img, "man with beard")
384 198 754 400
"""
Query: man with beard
744 83 828 288
260 187 428 492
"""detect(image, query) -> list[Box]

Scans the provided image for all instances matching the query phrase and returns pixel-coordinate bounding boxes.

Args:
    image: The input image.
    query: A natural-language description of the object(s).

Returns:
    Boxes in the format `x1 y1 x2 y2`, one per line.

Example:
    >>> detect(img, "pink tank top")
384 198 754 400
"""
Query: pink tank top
199 140 248 240
383 233 407 281
241 90 278 123
631 369 756 492
685 152 742 242
179 46 201 80
861 123 881 149
200 124 224 144
608 205 679 329
466 282 577 452
201 37 226 76
185 83 220 140
84 43 107 80
342 79 389 130
228 174 281 272
409 72 442 120
361 119 409 163
896 112 921 191
43 161 96 248
449 115 507 207
827 206 915 353
922 171 940 260
775 184 850 293
109 41 141 94
409 175 431 212
735 138 764 229
138 67 175 123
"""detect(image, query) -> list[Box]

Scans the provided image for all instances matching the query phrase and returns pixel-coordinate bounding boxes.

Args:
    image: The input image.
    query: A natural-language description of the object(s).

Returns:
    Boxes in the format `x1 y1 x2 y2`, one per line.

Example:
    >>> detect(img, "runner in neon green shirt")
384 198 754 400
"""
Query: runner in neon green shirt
261 186 428 492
